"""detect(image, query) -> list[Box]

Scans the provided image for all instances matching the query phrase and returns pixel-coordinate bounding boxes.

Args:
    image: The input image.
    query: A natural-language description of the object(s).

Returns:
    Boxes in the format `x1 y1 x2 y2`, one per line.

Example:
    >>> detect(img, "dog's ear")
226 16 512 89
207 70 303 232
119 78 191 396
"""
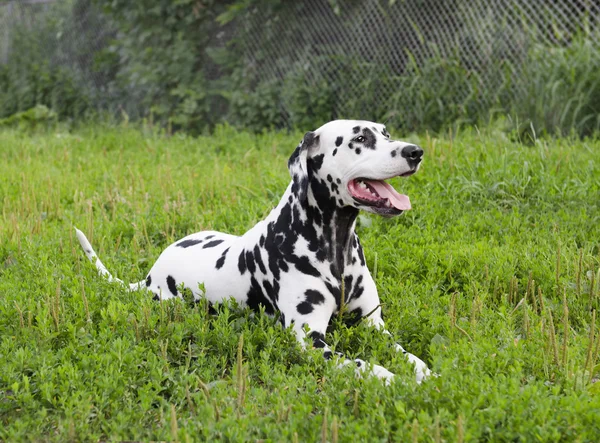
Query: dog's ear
288 131 317 202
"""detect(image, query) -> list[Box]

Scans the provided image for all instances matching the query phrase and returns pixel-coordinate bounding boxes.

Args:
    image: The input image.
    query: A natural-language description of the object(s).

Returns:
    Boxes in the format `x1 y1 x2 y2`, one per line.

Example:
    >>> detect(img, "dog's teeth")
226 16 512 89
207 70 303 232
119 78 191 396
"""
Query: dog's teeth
358 181 367 189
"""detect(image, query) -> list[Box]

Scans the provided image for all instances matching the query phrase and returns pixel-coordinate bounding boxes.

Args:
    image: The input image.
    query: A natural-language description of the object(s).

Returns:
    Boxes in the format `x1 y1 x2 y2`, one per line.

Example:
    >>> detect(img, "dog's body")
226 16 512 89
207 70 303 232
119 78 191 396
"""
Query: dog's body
76 120 431 383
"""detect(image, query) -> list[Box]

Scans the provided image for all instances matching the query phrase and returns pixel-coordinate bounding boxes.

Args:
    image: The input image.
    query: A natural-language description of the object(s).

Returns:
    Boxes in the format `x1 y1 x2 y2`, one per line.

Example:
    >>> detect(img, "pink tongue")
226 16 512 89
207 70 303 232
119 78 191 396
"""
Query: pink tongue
364 179 412 210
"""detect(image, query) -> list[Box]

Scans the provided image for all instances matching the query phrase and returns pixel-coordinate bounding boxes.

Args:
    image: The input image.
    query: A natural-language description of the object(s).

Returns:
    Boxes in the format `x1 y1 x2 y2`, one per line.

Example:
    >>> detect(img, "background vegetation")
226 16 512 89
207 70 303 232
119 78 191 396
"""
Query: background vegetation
1 0 599 137
0 124 599 441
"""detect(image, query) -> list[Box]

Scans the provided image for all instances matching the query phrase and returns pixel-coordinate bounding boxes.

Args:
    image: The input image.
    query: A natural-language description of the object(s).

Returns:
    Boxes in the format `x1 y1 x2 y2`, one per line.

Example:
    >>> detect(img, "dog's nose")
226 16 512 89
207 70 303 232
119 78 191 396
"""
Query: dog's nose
401 144 423 162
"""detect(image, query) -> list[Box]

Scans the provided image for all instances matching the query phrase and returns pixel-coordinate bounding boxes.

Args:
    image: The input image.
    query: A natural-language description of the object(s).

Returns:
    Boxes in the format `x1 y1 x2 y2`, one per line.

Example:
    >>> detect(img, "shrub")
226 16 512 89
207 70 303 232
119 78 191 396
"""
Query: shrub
0 2 93 120
512 33 600 138
1 0 598 137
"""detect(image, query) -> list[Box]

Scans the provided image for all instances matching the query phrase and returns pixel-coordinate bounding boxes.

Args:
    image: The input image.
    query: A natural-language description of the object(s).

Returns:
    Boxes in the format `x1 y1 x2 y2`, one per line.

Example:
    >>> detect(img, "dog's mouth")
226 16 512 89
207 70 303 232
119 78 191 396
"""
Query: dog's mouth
348 177 412 216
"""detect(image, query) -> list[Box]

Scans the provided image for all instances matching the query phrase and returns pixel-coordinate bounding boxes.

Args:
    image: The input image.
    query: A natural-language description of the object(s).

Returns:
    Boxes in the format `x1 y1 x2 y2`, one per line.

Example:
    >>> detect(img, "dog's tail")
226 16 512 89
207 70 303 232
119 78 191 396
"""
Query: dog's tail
74 227 146 291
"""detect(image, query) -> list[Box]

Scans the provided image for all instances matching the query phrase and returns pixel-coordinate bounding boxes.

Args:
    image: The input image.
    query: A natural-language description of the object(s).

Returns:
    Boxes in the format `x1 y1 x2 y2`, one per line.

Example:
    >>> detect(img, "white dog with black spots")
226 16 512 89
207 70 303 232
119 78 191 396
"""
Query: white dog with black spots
76 120 432 383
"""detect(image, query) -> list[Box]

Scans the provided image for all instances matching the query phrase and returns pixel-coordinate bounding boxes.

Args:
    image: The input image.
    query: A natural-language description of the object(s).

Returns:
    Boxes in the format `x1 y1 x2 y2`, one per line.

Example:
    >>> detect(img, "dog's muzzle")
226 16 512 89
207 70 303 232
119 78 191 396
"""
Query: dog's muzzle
401 145 424 169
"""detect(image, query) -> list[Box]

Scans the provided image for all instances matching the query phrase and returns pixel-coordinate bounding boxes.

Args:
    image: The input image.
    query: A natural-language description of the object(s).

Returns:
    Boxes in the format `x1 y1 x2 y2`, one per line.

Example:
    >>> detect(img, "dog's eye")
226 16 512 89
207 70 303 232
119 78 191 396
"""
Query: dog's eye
354 136 366 143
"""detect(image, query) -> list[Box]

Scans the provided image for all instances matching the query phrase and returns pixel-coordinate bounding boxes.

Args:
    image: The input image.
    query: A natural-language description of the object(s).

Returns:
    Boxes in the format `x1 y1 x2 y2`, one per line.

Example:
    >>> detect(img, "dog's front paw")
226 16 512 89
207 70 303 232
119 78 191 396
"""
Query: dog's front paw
405 353 433 383
370 363 395 385
344 359 395 385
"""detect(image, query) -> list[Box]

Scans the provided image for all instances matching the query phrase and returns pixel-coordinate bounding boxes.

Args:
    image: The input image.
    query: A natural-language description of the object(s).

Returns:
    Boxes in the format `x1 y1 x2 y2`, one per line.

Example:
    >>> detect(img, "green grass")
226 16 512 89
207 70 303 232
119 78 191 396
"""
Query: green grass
1 124 599 441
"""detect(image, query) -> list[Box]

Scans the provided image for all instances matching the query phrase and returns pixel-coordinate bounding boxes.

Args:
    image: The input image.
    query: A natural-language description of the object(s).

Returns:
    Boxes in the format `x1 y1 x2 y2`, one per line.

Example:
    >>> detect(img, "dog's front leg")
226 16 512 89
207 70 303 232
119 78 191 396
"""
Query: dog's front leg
287 312 395 384
363 311 432 383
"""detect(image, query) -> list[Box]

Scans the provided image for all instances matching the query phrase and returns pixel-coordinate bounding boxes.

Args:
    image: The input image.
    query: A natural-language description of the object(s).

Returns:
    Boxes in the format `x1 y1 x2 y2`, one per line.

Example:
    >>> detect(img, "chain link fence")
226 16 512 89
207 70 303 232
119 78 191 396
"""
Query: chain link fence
238 0 600 124
1 0 599 129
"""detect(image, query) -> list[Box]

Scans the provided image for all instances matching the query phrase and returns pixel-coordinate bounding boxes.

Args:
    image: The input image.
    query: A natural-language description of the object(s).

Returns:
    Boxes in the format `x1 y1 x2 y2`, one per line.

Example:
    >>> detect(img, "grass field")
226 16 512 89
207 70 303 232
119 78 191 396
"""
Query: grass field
1 124 599 441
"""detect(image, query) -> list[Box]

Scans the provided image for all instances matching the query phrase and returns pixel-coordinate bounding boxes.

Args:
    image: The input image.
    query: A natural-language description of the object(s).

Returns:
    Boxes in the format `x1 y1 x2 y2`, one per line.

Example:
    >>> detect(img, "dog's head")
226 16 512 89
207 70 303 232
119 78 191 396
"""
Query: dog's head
288 120 423 216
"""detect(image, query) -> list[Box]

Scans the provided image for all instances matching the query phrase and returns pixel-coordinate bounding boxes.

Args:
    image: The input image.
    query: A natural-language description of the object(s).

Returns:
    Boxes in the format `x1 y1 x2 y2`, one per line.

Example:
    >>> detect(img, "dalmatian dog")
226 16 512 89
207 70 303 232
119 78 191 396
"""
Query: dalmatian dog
75 119 431 383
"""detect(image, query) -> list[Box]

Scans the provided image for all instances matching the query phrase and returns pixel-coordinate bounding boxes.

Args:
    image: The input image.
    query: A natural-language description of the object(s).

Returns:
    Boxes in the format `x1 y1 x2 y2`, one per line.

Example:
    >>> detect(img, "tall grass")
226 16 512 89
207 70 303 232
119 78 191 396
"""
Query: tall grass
0 124 599 441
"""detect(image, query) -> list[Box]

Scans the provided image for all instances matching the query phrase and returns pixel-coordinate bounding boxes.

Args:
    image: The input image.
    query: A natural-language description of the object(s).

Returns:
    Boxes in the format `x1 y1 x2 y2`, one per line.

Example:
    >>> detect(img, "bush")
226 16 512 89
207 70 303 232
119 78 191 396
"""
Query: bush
513 34 600 138
92 0 234 134
1 0 598 137
0 1 93 120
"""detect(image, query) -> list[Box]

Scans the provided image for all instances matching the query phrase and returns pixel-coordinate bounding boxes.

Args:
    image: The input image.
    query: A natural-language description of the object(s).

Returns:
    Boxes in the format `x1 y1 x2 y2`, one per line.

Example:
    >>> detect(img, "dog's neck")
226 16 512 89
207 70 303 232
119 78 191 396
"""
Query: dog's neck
271 176 359 282
308 179 358 279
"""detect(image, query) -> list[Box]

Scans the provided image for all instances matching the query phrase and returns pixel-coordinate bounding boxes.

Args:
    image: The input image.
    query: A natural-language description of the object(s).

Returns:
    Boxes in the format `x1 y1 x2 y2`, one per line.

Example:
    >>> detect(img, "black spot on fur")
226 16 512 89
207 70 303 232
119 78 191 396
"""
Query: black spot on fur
246 276 275 314
349 275 364 301
205 235 215 240
263 279 280 303
176 239 202 248
356 237 366 267
323 350 333 360
332 148 338 156
336 178 341 184
308 154 325 171
327 174 333 182
254 245 267 274
352 126 360 134
355 148 361 155
391 149 397 158
300 177 309 196
215 247 230 269
344 307 363 327
335 136 343 147
203 239 224 249
342 274 354 306
310 331 327 348
324 280 341 308
146 275 152 287
296 301 314 314
313 209 322 227
305 289 325 305
296 288 327 314
166 275 178 296
238 250 247 274
245 249 256 274
293 256 320 277
360 128 377 149
152 293 160 301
